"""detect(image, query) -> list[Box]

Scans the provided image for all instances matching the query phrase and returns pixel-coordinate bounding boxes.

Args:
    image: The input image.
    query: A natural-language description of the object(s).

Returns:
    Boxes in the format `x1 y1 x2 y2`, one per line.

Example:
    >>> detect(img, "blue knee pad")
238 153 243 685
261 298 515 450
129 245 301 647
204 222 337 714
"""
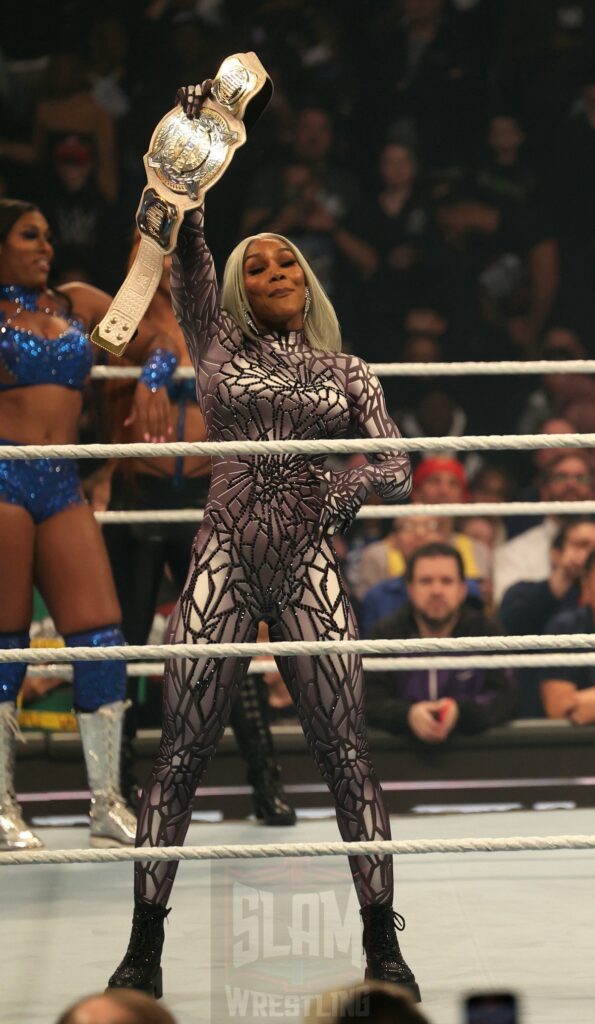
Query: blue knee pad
65 625 127 712
0 631 29 702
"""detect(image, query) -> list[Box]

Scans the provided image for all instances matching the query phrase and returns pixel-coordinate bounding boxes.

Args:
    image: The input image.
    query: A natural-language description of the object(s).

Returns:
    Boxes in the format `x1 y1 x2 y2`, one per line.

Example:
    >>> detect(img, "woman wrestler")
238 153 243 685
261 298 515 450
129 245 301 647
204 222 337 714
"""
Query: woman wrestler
96 238 295 825
0 198 179 850
108 77 418 1005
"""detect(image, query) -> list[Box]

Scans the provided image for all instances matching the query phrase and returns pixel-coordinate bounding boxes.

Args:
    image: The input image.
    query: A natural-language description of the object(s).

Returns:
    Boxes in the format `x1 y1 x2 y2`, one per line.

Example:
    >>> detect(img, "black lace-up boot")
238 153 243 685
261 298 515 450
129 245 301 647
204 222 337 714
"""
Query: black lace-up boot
360 905 421 1003
230 675 296 826
107 900 170 998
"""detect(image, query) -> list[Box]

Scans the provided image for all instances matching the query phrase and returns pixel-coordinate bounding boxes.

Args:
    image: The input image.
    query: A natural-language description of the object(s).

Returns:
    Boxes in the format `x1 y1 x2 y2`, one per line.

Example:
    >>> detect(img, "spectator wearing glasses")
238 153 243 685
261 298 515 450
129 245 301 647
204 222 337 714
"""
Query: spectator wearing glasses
504 415 576 539
494 452 594 602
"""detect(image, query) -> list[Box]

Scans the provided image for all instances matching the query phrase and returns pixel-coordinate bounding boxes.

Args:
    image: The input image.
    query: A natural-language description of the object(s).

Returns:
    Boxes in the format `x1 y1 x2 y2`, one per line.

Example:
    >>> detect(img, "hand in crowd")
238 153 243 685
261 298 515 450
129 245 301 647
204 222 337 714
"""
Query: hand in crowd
125 381 174 443
386 243 420 272
301 201 336 234
549 545 586 598
271 196 335 236
437 201 500 245
407 698 459 743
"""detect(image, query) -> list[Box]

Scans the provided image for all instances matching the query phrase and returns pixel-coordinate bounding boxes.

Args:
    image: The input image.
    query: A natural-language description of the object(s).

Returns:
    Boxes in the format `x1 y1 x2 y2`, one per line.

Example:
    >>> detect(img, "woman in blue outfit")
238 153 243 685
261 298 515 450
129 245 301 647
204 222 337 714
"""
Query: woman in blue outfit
0 198 178 850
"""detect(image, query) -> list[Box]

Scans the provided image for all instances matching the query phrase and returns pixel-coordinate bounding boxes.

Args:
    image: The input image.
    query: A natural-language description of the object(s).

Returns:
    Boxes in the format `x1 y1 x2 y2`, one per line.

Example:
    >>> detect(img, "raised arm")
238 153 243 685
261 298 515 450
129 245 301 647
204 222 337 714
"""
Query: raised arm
314 357 411 535
170 205 242 371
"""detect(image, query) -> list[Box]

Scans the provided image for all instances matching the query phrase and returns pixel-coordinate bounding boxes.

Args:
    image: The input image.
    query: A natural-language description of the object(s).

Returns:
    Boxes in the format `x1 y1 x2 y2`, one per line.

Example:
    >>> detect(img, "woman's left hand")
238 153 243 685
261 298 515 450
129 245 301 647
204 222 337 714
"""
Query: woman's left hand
125 381 174 442
308 463 366 535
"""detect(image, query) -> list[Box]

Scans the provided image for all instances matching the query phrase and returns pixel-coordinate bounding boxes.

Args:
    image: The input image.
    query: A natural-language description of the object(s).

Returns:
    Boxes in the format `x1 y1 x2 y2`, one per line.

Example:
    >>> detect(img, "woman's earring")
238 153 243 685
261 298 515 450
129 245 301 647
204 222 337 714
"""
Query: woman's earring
304 286 311 319
243 306 257 333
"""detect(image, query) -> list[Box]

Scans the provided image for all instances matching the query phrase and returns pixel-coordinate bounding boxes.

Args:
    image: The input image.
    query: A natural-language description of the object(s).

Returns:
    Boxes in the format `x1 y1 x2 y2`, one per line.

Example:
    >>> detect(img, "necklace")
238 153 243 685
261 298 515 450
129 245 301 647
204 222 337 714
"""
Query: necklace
0 284 46 312
0 284 62 332
0 284 78 344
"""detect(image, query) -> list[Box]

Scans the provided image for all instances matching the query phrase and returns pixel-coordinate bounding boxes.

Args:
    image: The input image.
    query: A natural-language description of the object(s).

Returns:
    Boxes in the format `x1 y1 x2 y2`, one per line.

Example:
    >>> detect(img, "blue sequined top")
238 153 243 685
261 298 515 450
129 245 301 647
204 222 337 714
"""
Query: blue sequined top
0 297 93 392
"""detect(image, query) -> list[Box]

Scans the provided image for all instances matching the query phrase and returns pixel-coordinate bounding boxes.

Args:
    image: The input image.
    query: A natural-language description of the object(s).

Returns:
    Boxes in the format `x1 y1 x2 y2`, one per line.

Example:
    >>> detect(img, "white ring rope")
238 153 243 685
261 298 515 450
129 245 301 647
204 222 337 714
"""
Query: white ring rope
1 834 594 867
90 359 595 379
7 364 591 869
4 634 595 665
96 500 595 524
1 432 595 461
24 651 595 678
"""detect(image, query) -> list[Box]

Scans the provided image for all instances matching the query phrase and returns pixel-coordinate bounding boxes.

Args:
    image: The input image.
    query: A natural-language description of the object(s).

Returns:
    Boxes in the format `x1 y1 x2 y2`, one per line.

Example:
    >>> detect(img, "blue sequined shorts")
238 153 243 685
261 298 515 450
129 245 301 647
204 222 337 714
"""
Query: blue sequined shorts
0 439 84 524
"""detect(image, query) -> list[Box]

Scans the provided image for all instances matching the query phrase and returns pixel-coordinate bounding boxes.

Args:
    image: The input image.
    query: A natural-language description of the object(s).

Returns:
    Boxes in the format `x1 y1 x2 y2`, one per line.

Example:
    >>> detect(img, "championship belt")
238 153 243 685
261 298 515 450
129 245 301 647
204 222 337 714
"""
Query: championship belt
91 52 271 356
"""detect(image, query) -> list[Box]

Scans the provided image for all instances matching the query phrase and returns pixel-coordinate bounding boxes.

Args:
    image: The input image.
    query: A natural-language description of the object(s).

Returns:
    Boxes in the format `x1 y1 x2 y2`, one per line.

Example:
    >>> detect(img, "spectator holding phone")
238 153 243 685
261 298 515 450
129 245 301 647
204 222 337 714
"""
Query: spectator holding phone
500 516 595 634
365 543 516 743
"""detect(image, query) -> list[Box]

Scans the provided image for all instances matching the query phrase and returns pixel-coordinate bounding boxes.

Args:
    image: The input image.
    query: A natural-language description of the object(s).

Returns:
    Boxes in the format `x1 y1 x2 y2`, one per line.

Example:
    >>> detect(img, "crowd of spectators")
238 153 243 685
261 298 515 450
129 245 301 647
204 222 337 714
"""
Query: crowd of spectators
4 0 595 735
4 0 595 353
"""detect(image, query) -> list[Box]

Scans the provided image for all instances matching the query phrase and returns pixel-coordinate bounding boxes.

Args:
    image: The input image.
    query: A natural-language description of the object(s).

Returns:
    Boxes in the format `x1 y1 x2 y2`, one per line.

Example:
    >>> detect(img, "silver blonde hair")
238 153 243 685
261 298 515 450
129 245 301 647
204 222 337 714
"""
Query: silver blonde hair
220 232 342 353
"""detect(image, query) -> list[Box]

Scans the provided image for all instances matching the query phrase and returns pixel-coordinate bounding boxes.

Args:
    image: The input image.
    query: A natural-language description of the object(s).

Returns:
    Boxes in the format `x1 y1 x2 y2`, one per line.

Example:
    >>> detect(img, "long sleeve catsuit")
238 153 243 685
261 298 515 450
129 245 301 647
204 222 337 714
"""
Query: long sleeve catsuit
135 208 412 907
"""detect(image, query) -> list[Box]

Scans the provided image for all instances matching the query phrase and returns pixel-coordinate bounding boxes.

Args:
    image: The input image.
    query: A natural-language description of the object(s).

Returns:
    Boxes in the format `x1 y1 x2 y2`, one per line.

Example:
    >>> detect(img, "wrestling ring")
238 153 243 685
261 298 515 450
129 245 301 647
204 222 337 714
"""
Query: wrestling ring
2 358 595 1023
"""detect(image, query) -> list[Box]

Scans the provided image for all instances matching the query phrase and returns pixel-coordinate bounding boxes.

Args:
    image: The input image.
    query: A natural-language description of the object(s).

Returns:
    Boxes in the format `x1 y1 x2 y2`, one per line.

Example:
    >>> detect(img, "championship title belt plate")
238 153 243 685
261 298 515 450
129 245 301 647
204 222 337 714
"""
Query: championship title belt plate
91 52 271 355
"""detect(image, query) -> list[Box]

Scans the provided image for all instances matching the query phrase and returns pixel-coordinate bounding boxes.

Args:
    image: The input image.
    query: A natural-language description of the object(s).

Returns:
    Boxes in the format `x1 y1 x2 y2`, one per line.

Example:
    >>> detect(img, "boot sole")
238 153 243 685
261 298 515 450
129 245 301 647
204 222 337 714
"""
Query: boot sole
403 980 422 1004
365 969 421 1004
256 814 297 826
90 835 135 848
0 840 45 851
107 967 163 1000
152 967 163 999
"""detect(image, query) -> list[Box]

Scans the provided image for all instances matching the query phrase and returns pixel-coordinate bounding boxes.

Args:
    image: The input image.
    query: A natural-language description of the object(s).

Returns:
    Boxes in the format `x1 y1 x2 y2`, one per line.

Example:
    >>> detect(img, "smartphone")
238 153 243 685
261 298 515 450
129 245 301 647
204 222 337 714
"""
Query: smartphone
464 992 518 1024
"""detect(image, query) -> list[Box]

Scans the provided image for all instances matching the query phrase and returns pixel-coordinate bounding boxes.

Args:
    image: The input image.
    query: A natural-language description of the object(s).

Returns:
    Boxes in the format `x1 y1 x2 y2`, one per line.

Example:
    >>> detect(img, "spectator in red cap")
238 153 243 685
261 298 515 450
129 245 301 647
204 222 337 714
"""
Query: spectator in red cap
353 456 493 633
412 457 491 586
41 133 117 288
412 456 468 503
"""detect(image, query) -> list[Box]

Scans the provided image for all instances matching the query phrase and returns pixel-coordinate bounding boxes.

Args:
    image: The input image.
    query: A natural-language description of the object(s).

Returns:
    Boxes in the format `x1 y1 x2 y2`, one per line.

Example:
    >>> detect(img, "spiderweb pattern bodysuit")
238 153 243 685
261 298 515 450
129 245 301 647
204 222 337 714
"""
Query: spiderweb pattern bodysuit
135 208 412 907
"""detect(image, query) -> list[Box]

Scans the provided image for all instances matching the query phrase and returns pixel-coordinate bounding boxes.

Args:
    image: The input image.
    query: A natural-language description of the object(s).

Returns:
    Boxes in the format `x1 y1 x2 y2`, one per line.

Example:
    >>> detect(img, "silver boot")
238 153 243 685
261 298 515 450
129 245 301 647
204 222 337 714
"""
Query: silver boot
0 702 44 850
77 700 137 847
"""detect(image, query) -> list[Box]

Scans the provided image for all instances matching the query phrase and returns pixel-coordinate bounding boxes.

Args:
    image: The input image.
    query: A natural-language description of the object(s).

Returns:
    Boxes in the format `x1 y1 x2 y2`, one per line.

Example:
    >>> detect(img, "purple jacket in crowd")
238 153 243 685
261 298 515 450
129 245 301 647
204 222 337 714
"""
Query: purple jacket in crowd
365 604 518 736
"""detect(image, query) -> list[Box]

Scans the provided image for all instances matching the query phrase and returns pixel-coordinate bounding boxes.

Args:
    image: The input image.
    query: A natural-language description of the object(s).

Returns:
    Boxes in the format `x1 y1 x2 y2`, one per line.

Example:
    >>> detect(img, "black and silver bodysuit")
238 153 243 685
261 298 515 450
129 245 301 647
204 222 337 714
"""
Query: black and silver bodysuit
135 208 411 907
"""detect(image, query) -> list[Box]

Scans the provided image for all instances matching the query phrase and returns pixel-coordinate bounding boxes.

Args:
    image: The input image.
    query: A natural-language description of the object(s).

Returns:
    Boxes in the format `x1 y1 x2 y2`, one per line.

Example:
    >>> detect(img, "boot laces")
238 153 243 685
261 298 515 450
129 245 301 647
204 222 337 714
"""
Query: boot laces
393 911 405 932
374 910 405 937
362 907 406 948
128 905 169 961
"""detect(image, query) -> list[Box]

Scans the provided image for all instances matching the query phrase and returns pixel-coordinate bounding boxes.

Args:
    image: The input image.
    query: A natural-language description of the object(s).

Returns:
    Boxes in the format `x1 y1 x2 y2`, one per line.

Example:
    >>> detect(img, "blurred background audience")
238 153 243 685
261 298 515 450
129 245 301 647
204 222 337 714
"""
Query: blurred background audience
3 0 595 731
